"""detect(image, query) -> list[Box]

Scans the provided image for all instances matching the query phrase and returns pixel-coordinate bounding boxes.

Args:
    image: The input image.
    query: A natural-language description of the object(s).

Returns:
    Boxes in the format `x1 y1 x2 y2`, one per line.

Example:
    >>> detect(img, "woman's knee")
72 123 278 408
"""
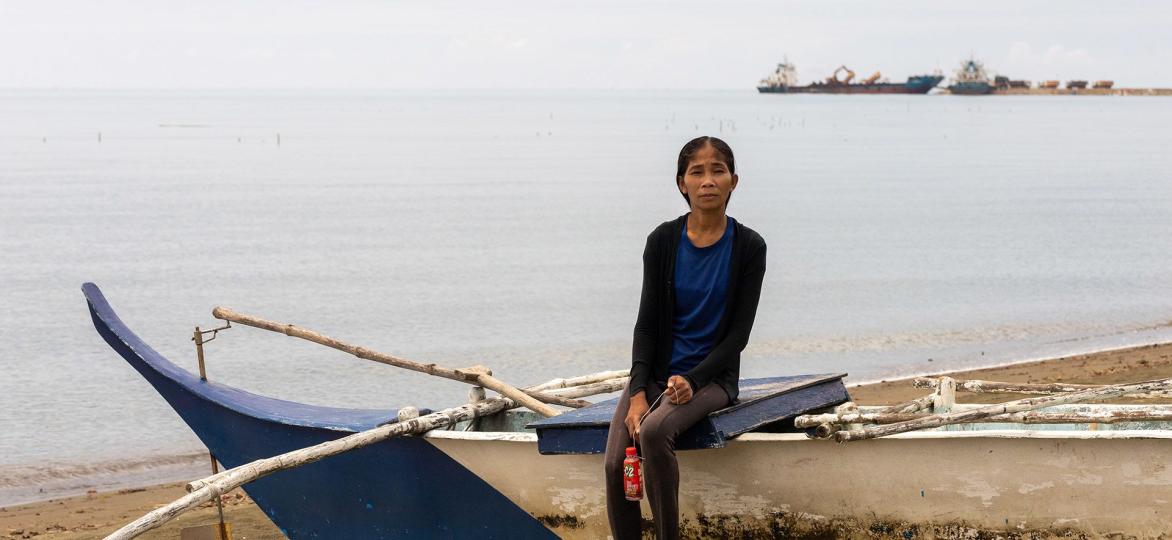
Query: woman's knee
639 416 674 454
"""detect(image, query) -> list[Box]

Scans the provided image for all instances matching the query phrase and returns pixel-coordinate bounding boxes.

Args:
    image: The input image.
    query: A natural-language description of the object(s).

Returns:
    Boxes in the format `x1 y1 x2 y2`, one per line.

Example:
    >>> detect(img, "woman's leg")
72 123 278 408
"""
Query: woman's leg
603 383 641 539
604 381 665 539
637 383 730 540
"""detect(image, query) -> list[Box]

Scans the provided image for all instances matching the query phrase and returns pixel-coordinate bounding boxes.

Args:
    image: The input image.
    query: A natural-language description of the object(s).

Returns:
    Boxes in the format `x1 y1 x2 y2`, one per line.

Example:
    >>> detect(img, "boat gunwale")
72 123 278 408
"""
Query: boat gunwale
424 427 1172 442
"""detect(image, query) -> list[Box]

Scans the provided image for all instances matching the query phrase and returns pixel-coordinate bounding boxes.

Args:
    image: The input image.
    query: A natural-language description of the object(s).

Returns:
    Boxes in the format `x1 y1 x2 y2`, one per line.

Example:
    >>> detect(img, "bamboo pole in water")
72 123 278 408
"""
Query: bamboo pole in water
211 306 562 416
833 377 1172 442
913 377 1172 399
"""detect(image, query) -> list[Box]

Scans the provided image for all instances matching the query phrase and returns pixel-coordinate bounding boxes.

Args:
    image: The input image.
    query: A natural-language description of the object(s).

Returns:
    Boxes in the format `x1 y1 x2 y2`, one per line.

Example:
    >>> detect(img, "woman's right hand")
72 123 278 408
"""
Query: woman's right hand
625 390 649 444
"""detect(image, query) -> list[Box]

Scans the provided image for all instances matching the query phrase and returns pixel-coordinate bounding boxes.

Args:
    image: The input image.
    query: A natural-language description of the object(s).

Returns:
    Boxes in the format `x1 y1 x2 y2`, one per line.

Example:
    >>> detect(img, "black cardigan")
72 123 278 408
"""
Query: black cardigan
629 214 767 402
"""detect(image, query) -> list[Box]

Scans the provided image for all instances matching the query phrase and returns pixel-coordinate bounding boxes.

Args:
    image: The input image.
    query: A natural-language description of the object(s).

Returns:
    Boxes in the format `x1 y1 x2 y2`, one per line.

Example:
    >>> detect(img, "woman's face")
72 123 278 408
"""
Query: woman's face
677 144 738 212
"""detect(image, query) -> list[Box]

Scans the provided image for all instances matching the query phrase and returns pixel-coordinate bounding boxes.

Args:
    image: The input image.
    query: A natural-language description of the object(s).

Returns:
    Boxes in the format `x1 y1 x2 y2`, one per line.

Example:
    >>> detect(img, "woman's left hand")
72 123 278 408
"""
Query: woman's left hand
665 375 694 405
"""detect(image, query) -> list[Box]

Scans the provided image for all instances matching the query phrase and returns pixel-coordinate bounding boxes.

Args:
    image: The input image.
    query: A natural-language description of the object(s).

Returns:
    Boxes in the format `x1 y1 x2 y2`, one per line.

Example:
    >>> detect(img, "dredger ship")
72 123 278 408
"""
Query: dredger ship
757 59 943 94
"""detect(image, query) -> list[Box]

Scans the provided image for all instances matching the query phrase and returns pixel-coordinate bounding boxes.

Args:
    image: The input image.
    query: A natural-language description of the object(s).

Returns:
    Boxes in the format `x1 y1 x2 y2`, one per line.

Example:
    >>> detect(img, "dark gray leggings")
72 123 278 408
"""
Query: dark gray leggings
603 380 730 539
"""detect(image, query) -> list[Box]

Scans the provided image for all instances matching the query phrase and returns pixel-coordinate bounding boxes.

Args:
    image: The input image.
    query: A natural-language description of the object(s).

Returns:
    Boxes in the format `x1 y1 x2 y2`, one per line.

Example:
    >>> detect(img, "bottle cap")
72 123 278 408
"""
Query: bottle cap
625 446 637 456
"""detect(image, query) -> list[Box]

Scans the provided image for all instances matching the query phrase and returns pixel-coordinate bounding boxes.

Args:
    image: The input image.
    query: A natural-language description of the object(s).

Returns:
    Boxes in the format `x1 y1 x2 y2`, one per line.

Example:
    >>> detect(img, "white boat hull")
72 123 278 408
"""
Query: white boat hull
426 429 1172 538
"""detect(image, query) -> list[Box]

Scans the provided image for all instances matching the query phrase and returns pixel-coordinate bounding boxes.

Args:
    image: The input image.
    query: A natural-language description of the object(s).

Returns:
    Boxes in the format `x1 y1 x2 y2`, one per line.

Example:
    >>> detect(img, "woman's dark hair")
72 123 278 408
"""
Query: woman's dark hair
675 136 736 205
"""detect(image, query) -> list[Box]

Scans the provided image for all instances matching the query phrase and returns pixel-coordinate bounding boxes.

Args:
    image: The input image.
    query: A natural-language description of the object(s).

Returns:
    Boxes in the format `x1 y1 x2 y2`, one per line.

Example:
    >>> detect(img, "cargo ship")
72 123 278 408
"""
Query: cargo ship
757 59 943 94
947 57 993 95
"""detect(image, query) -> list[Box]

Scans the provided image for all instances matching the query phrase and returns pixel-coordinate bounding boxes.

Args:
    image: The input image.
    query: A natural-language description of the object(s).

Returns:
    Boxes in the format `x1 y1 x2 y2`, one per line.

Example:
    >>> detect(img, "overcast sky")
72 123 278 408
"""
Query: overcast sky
2 1 1170 89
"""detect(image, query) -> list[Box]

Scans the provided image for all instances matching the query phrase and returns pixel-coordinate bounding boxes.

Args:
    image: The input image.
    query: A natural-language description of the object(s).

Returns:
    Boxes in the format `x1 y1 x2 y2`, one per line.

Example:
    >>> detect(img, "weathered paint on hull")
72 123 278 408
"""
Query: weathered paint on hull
426 430 1172 539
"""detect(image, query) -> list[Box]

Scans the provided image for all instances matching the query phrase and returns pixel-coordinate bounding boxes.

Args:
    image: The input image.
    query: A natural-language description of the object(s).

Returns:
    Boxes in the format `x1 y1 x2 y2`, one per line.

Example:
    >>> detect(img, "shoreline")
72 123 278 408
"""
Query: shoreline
3 341 1169 539
844 332 1172 388
847 341 1172 405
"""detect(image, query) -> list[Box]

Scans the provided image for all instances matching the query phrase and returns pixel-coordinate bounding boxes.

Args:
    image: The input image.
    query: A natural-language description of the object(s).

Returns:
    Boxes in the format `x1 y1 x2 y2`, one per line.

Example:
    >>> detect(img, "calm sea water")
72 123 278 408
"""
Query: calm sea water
1 89 1170 505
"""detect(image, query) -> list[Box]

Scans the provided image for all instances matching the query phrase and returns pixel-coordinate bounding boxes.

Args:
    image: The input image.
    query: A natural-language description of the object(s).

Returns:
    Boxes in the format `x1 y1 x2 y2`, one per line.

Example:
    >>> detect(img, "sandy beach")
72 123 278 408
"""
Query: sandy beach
3 342 1169 539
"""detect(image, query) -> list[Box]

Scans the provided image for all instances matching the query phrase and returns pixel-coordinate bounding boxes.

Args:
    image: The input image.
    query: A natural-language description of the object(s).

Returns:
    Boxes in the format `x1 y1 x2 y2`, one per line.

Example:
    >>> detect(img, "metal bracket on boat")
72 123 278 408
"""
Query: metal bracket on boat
189 321 233 540
192 321 232 382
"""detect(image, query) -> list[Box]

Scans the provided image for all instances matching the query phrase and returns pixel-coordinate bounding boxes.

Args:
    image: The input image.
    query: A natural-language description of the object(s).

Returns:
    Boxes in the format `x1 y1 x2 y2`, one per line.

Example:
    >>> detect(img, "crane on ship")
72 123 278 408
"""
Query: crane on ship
827 65 856 85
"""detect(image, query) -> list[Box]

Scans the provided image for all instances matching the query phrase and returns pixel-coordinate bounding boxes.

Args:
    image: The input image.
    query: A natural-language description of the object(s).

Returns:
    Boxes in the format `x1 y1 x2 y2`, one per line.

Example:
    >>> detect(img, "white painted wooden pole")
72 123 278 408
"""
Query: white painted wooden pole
528 370 629 392
913 377 1172 399
931 377 956 413
834 377 1172 442
877 393 935 414
544 377 628 398
797 407 1172 428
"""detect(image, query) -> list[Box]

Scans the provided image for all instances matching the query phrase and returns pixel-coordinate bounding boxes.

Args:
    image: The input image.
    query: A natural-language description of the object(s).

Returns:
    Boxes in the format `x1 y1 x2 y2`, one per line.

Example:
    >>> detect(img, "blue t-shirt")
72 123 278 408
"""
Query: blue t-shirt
669 218 735 376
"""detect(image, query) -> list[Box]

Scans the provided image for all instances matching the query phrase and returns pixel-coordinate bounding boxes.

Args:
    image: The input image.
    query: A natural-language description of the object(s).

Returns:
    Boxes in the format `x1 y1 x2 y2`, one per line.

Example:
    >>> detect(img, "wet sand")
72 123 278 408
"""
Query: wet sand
3 342 1170 539
0 484 279 540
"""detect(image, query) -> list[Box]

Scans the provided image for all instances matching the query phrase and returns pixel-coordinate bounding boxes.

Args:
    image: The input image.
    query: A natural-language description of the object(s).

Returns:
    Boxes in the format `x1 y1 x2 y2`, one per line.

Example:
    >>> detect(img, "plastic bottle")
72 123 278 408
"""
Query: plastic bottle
623 446 643 501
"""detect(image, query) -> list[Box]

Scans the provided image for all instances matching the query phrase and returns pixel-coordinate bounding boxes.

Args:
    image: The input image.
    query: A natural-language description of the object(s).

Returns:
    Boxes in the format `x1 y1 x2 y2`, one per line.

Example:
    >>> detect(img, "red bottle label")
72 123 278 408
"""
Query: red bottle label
623 456 643 501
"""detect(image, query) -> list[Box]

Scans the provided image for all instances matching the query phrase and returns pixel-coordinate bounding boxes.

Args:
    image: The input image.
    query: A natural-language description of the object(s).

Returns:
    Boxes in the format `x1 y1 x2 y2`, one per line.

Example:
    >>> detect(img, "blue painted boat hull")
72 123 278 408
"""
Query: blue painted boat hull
83 283 555 539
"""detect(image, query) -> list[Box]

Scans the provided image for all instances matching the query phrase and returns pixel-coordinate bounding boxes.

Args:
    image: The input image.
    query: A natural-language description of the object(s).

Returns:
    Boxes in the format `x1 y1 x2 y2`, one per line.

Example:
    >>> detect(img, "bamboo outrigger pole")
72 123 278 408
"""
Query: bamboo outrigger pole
913 377 1172 399
876 393 935 414
798 407 1172 428
105 397 515 540
528 370 630 392
833 377 1172 442
211 307 567 416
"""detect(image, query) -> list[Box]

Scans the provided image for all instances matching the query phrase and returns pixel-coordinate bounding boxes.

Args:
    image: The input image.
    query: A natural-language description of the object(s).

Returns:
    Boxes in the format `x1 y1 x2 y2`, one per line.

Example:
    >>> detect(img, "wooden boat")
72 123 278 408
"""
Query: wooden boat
84 283 1172 539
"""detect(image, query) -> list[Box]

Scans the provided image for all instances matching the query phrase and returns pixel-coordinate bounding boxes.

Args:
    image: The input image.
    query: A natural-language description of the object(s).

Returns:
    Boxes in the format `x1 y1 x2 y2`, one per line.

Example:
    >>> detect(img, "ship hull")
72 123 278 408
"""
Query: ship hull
948 82 994 95
758 75 943 95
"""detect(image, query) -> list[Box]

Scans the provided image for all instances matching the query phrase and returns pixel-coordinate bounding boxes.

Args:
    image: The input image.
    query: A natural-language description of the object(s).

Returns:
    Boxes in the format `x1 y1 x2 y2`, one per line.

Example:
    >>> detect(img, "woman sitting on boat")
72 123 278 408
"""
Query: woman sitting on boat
604 136 767 539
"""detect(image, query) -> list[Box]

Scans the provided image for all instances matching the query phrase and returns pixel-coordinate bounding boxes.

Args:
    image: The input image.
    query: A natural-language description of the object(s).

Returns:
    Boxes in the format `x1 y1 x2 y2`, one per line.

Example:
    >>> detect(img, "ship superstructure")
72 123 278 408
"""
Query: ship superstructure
948 57 993 95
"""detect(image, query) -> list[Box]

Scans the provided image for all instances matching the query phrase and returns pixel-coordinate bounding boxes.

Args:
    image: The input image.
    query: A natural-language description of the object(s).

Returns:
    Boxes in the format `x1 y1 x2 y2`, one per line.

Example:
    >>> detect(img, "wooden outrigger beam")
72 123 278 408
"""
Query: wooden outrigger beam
543 377 628 399
798 406 1172 428
832 377 1172 442
212 307 568 416
913 377 1172 399
876 393 935 414
529 370 630 392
